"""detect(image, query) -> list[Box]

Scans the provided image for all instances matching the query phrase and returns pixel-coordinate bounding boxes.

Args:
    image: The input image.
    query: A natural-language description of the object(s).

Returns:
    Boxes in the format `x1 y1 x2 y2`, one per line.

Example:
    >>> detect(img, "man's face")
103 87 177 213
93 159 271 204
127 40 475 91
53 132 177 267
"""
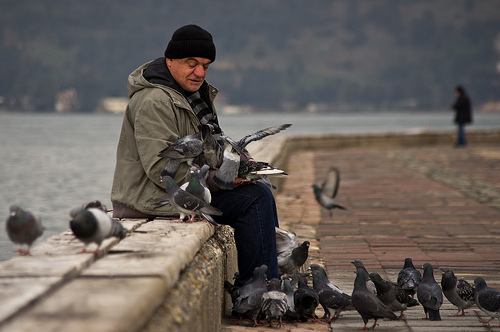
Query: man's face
166 57 211 93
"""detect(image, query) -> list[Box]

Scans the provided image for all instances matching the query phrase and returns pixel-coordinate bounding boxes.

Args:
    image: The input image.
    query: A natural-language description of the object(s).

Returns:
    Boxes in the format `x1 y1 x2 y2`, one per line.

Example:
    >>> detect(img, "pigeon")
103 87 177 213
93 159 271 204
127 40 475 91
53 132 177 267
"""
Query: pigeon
275 227 310 277
309 264 343 294
237 159 287 190
417 263 443 321
311 269 354 322
441 269 474 317
474 277 500 327
294 277 320 322
159 175 222 225
369 272 419 319
158 131 203 178
213 124 292 190
232 264 268 326
199 123 223 170
69 207 127 255
397 257 421 297
260 278 288 327
312 167 346 216
351 259 377 295
282 279 298 321
351 267 397 330
180 165 211 204
5 205 44 256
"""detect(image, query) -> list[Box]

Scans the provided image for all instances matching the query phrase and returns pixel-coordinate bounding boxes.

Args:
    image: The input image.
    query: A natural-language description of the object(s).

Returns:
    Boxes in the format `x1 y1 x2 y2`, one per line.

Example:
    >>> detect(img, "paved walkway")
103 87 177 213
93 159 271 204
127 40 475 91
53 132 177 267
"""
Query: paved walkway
223 143 500 331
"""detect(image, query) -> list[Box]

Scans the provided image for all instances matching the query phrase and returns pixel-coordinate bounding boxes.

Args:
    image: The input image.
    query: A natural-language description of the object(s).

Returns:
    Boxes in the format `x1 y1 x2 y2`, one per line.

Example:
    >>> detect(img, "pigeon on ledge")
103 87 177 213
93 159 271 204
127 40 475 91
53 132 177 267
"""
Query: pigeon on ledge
6 205 44 256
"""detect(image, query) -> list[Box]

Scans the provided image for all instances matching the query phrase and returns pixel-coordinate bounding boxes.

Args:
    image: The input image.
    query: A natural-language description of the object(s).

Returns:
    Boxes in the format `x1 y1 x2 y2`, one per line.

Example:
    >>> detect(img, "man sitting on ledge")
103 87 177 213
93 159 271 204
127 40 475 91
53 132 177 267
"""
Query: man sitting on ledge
110 24 279 285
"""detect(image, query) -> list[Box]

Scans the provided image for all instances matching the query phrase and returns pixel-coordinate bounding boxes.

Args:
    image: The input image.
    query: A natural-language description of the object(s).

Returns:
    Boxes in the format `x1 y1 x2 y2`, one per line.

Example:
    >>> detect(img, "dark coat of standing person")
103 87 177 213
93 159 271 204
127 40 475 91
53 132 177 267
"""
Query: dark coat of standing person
110 24 279 286
451 85 473 146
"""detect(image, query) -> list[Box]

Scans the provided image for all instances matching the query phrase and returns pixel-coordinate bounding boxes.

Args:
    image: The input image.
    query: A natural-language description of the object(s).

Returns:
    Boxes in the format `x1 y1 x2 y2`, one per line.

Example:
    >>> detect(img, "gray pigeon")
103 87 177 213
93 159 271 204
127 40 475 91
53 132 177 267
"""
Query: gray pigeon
397 257 421 297
282 279 298 321
238 159 287 190
159 175 222 225
213 124 292 190
158 131 203 178
312 167 346 216
180 165 211 204
417 263 443 321
441 269 474 317
351 259 377 295
69 207 127 255
351 267 397 330
312 269 354 322
199 123 223 170
369 272 419 319
294 277 319 322
260 278 288 327
474 277 500 327
6 205 44 256
309 264 343 294
275 227 309 277
232 265 268 326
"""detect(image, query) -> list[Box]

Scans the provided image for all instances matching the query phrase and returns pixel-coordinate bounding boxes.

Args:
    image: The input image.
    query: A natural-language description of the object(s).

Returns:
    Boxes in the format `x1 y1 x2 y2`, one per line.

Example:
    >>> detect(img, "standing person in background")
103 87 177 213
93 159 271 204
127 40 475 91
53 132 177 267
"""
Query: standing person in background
110 24 279 286
451 85 473 147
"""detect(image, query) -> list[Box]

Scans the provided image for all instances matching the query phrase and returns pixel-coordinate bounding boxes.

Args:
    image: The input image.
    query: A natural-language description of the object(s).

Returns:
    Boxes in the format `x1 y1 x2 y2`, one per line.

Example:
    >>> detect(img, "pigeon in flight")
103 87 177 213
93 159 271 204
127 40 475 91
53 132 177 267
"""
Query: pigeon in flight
69 206 127 255
369 272 419 319
397 257 421 297
260 278 288 327
351 267 397 330
312 167 346 217
311 269 354 322
474 277 500 327
441 269 474 317
160 175 222 225
158 131 203 178
294 277 319 322
417 263 443 321
275 227 310 277
6 205 44 256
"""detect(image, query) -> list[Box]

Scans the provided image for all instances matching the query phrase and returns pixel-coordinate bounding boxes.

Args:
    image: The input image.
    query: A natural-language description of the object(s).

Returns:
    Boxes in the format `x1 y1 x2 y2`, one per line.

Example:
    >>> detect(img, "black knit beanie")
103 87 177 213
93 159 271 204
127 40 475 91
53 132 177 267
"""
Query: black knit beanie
164 24 216 62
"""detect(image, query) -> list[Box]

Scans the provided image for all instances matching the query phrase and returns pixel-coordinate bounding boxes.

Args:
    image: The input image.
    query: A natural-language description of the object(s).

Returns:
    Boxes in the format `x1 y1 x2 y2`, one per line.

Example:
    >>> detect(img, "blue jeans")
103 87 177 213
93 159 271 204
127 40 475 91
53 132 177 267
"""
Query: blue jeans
211 182 279 286
457 123 466 145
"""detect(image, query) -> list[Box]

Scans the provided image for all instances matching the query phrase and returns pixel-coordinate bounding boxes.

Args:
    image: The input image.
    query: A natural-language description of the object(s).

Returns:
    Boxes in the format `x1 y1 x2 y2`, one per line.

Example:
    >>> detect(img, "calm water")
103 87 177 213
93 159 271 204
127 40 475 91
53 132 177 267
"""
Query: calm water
1 111 499 261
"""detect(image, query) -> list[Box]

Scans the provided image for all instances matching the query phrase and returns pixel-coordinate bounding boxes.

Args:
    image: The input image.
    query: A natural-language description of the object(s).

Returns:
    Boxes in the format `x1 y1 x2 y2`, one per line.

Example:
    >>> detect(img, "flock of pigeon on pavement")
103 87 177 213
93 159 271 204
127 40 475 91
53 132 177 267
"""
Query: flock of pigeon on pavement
4 123 500 329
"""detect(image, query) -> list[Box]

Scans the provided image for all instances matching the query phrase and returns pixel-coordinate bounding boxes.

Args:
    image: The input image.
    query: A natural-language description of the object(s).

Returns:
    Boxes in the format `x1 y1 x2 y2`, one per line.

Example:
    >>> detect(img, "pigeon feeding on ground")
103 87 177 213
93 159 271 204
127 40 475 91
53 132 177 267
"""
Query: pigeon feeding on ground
282 279 298 321
311 269 354 322
159 175 222 225
294 277 319 322
260 278 288 327
158 131 203 178
275 227 310 277
352 267 397 330
232 265 268 326
312 167 346 217
69 206 127 255
213 124 291 190
6 205 44 256
441 269 474 317
369 272 419 319
474 277 500 327
351 259 377 295
397 257 422 297
417 263 443 321
180 165 211 204
309 264 344 294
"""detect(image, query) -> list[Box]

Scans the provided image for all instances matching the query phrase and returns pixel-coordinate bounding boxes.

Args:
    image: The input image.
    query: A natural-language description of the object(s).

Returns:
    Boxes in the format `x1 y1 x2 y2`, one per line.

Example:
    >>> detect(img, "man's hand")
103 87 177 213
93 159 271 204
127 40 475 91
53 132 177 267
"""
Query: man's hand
234 176 251 187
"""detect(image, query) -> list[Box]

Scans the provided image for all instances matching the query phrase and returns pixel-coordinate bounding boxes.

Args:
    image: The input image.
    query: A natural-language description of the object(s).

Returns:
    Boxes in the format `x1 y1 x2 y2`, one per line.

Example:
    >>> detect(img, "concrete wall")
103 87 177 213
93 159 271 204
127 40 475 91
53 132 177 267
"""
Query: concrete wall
0 129 498 332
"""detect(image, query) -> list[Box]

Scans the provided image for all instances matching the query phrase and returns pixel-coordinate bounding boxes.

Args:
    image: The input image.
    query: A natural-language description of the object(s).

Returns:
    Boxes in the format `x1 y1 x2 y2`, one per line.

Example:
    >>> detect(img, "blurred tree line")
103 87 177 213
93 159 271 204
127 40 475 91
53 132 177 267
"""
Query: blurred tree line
0 0 499 112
